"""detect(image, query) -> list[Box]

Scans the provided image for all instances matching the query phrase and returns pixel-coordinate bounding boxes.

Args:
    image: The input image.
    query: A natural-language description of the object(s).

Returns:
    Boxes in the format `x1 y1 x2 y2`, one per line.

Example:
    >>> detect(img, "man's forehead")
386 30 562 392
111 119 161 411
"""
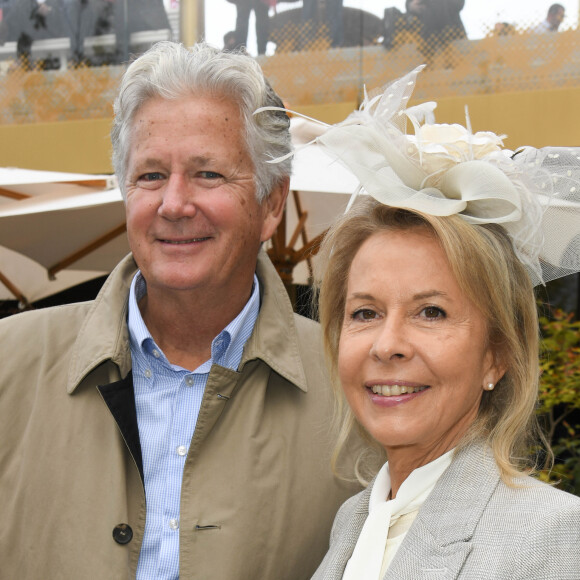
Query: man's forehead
129 95 244 135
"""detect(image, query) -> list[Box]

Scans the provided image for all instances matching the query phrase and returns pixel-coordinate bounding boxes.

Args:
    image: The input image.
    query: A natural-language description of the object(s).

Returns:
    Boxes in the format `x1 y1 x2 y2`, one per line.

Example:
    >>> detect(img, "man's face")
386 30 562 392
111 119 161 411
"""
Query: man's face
550 7 565 29
124 94 285 301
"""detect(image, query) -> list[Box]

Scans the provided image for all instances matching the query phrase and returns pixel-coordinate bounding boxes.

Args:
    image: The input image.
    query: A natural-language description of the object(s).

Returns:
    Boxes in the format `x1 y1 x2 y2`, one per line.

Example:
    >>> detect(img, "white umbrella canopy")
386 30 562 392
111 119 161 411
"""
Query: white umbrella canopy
0 167 120 303
0 187 127 273
274 117 362 285
284 145 361 285
0 180 126 306
0 167 116 204
0 247 107 305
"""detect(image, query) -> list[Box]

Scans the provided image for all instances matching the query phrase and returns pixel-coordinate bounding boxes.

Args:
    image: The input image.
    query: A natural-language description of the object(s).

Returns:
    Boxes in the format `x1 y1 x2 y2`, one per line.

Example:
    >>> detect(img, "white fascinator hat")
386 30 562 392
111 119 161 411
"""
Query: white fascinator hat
258 65 580 287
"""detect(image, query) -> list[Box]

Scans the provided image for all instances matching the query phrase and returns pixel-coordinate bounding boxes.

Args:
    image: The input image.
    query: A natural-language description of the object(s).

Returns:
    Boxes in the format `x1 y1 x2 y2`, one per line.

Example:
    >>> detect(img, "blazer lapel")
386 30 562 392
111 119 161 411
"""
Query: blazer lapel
313 488 372 580
385 443 501 580
384 519 472 579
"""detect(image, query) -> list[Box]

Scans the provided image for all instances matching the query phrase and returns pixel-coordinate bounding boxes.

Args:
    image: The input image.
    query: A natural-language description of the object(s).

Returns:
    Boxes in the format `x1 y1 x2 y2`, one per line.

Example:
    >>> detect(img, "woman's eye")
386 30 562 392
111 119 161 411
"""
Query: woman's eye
352 308 377 321
421 306 445 319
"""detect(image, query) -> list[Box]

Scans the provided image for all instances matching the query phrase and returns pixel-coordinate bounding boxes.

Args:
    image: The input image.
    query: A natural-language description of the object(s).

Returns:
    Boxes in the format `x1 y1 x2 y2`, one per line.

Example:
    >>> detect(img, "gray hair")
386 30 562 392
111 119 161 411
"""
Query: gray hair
111 41 292 202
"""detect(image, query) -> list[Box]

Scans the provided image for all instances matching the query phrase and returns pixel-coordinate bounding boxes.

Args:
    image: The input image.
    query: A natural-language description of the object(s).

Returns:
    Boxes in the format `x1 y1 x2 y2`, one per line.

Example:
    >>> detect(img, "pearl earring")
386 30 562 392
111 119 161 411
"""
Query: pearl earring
484 382 495 391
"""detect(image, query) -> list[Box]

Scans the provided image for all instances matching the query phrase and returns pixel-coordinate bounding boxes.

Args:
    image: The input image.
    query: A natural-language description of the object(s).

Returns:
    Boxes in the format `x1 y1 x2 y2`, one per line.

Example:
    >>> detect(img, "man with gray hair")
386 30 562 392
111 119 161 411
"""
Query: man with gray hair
0 41 359 579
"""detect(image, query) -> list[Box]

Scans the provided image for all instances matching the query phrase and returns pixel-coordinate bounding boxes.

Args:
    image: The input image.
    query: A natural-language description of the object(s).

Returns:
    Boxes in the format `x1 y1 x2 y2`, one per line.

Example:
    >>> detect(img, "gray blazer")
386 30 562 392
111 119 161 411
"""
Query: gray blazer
312 443 580 580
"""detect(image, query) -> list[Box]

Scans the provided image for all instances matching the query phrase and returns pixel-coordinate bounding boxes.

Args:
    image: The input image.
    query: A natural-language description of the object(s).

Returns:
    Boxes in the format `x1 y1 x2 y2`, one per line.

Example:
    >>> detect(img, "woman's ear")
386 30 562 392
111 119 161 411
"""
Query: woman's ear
483 348 507 390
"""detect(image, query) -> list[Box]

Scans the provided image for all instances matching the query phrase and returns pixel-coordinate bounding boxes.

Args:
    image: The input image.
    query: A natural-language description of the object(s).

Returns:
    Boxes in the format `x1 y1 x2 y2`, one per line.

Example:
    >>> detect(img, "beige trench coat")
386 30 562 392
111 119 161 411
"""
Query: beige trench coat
0 250 360 579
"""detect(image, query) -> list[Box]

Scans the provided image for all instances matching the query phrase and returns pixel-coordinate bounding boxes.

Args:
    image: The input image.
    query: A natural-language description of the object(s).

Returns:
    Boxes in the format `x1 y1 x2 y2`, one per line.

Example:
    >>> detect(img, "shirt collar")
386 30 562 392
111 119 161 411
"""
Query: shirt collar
127 271 260 373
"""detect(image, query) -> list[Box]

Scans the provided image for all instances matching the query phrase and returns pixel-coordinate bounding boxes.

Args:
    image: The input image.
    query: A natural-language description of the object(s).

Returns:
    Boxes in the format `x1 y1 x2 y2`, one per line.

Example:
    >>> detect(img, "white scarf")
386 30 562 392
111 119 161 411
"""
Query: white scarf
343 450 454 580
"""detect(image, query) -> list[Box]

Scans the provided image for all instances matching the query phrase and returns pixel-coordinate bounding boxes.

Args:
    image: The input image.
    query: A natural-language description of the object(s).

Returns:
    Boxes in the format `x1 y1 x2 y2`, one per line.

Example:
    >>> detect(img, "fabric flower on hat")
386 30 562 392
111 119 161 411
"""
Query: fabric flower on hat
406 122 506 179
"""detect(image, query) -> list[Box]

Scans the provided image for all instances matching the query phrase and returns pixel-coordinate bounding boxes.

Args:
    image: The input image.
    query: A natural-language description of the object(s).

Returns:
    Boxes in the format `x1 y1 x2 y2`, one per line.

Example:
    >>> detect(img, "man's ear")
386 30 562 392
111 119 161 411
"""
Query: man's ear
260 176 290 242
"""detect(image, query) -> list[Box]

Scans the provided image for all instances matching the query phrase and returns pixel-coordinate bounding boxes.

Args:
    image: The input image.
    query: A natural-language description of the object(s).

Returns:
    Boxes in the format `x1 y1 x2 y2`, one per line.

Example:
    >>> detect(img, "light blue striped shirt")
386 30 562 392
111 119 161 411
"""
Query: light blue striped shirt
128 271 260 580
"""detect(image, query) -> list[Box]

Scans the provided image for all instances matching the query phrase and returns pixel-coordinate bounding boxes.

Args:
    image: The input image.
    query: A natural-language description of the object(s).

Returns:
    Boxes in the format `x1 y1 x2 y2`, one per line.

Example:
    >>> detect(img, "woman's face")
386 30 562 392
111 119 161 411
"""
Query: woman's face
338 228 504 465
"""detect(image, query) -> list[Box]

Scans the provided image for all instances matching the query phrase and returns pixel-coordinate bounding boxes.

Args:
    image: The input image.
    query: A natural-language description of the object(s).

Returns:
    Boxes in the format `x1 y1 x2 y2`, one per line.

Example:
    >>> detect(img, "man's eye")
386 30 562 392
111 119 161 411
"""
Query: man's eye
352 308 377 321
139 172 164 182
199 171 223 179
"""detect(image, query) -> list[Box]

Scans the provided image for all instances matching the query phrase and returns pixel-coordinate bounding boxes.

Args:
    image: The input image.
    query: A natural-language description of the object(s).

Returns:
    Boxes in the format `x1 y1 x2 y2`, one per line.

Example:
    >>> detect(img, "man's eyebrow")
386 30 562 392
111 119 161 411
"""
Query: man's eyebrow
133 157 162 168
133 155 217 168
186 155 215 166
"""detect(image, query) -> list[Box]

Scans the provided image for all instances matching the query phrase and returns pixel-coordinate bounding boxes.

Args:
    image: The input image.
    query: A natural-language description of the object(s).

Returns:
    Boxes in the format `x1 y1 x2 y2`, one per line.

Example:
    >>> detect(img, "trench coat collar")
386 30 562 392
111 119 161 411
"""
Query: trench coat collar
67 253 136 393
67 249 308 394
240 248 309 392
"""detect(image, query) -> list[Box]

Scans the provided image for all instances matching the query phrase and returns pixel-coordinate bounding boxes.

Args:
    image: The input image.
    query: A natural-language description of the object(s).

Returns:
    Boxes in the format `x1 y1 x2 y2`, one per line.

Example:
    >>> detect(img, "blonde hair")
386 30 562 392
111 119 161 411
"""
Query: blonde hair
315 198 544 485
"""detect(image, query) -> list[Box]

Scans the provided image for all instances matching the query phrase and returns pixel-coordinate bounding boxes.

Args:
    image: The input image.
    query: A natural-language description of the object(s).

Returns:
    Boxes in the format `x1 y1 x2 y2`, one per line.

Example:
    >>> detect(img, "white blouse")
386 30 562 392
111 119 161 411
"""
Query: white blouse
342 450 454 580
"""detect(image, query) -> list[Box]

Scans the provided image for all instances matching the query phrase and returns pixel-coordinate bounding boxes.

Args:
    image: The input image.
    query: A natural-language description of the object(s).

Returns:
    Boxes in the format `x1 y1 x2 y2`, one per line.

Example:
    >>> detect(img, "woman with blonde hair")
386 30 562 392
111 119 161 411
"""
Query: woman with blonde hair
279 66 580 579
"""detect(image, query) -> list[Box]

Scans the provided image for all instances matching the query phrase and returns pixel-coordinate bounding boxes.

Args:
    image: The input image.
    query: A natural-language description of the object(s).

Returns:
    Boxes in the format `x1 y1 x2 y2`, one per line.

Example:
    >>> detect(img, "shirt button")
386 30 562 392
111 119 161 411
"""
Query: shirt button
177 445 187 456
112 523 133 545
152 349 161 358
185 376 194 387
169 518 179 530
144 369 152 379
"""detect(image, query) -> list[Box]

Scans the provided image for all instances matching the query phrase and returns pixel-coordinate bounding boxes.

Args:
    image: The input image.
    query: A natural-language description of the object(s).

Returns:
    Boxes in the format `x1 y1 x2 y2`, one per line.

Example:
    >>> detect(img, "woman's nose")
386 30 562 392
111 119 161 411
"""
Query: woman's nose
369 316 413 362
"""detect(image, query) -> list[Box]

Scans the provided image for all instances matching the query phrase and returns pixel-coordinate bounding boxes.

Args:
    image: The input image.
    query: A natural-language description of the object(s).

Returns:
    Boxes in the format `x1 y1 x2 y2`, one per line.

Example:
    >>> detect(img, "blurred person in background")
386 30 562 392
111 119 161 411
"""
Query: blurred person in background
533 3 565 33
383 0 466 53
302 0 344 47
229 0 274 54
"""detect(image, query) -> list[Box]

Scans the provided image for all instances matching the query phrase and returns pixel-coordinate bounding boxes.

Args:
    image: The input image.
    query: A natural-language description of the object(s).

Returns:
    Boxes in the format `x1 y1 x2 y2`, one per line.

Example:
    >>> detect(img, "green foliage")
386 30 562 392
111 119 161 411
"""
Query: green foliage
537 308 580 495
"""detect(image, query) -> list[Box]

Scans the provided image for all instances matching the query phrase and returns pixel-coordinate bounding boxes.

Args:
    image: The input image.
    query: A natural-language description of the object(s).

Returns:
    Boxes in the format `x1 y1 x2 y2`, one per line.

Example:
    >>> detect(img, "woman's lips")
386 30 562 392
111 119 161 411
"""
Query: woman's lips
369 384 429 397
365 383 431 407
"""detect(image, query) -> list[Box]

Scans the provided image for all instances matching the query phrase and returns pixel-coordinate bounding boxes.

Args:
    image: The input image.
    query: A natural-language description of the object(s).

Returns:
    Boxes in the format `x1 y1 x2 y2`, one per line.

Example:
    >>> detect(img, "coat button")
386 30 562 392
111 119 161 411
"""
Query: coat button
112 524 133 545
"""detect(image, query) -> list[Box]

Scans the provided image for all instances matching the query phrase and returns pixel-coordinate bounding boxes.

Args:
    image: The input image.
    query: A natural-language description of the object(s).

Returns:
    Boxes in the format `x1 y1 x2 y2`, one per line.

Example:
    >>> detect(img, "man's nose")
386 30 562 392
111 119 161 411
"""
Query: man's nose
157 175 198 220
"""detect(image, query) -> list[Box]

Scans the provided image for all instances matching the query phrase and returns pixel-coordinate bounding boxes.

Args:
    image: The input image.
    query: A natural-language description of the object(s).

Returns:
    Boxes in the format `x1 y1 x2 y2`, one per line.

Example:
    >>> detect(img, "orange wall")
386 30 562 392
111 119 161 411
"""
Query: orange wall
296 86 580 151
431 86 580 150
0 118 113 174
